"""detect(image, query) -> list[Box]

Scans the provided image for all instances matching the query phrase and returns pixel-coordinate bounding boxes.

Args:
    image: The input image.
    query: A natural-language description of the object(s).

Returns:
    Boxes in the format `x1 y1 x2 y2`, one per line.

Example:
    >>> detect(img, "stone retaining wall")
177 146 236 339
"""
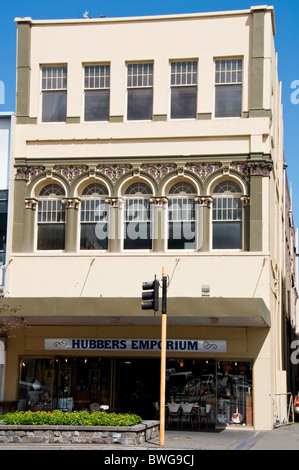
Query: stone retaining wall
0 420 159 446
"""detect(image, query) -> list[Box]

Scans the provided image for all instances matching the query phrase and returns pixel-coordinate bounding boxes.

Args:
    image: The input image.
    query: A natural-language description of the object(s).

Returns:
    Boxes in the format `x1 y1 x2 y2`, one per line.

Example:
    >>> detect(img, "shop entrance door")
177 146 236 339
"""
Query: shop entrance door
115 358 160 419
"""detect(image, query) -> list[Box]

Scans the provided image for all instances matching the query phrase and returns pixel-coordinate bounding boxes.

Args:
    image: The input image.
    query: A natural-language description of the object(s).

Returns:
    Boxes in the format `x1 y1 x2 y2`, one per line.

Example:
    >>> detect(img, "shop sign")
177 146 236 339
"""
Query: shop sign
44 338 227 353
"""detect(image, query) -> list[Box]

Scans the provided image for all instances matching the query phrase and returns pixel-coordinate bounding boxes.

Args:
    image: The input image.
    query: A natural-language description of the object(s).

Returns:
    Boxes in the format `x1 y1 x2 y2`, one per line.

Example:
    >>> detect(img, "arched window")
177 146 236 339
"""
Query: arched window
80 183 109 250
212 180 243 249
37 183 66 250
168 181 197 250
123 182 153 250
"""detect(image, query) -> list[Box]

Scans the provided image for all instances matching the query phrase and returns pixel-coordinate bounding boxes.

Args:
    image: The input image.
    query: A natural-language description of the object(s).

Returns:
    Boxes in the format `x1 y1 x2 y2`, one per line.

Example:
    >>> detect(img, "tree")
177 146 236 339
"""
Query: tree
0 302 28 337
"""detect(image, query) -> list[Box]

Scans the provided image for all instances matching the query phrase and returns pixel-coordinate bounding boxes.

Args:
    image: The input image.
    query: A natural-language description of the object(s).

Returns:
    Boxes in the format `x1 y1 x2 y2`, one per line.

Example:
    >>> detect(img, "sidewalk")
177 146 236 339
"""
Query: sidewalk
1 423 299 451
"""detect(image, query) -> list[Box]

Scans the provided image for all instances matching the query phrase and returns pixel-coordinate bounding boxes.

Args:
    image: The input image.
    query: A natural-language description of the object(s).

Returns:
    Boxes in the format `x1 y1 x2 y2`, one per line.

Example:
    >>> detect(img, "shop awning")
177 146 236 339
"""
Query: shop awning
1 297 270 327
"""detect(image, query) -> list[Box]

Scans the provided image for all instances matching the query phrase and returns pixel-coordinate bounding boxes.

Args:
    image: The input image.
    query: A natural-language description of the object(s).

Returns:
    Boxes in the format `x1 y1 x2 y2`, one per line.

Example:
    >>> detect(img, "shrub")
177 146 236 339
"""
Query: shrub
0 410 142 427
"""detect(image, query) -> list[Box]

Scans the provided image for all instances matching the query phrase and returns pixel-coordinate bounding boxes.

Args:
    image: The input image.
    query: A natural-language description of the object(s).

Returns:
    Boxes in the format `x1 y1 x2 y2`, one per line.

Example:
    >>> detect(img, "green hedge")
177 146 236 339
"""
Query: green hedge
0 410 142 427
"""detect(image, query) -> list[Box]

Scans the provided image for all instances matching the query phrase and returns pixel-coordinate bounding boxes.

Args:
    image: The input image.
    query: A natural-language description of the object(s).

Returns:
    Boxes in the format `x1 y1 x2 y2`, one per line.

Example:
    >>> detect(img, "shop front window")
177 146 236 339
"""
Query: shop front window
18 357 111 412
217 361 252 426
165 359 253 428
18 358 54 411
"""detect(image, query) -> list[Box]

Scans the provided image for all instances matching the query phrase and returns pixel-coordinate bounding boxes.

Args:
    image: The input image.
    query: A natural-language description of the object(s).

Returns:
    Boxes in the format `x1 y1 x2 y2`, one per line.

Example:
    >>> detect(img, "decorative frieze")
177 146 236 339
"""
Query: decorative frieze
15 166 45 181
141 163 177 181
53 165 89 180
14 160 273 191
97 164 132 182
185 163 222 181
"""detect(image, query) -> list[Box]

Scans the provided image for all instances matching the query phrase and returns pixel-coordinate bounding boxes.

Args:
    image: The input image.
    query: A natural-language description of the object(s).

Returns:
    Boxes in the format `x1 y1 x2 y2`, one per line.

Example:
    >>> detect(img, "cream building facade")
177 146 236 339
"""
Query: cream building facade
1 6 295 430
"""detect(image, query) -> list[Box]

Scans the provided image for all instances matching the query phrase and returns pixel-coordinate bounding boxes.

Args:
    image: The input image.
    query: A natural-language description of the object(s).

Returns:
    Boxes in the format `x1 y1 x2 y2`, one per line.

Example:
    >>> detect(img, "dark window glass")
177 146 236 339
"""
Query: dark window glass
80 223 108 250
127 88 153 120
215 84 242 117
37 224 65 250
84 90 110 121
168 221 196 249
0 199 7 254
42 91 67 122
124 222 152 250
212 221 242 249
171 86 197 119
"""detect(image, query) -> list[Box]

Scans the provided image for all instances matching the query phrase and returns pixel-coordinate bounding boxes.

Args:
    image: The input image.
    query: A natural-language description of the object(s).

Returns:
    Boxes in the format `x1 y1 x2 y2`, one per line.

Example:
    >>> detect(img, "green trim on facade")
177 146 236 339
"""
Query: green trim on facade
250 9 265 112
248 109 272 118
66 117 81 124
16 21 31 121
197 113 212 120
152 114 167 121
16 116 38 124
249 175 263 251
12 180 27 252
109 115 124 122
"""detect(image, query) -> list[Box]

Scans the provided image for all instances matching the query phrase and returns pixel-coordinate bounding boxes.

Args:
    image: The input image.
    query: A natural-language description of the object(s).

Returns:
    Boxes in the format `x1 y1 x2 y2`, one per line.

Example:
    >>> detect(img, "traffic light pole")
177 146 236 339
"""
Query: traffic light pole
160 266 167 446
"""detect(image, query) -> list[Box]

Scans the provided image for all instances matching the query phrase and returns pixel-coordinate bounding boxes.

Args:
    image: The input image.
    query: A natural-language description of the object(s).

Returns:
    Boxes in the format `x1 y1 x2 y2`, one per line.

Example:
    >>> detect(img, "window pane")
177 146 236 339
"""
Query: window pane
80 223 108 250
212 221 242 249
171 86 197 119
37 223 65 250
84 90 110 121
217 361 252 426
124 222 152 250
42 91 67 122
215 85 242 117
168 221 196 250
127 88 153 120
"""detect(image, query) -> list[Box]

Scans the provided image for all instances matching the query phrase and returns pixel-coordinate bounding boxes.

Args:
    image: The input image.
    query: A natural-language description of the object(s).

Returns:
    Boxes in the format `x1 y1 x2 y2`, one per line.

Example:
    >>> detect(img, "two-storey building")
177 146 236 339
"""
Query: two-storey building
2 5 296 429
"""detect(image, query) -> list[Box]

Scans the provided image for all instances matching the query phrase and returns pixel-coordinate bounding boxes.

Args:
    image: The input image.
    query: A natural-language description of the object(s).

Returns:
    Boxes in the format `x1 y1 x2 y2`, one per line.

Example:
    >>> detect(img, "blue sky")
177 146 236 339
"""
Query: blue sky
1 0 299 227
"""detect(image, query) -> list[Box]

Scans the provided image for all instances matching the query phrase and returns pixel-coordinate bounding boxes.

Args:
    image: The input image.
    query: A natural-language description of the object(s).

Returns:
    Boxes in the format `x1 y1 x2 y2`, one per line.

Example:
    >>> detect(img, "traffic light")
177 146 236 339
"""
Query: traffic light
141 278 159 311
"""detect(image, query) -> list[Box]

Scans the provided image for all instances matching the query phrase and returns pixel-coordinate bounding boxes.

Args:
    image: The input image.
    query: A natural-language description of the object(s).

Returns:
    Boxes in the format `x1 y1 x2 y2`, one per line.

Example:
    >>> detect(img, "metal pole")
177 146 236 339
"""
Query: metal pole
160 266 167 446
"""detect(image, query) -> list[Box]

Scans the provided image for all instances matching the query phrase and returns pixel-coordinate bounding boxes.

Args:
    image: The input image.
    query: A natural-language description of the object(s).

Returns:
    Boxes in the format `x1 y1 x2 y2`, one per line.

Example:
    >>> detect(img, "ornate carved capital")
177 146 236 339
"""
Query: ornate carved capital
25 198 38 210
194 196 213 206
241 196 250 206
247 162 273 177
61 198 81 209
105 197 122 207
149 197 168 206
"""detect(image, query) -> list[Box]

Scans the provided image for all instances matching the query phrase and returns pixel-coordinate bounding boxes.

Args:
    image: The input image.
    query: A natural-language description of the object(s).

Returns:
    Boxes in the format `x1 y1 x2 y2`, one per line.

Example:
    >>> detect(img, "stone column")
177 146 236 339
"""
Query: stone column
105 198 122 252
63 198 80 253
249 175 263 251
195 196 213 252
241 196 251 252
150 197 168 252
24 198 37 252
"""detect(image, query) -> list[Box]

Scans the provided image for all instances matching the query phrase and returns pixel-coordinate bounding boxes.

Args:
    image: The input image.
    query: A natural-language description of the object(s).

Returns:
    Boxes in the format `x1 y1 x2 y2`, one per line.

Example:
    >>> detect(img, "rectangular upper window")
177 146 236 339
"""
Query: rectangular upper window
41 66 67 122
215 59 242 118
127 63 153 120
170 61 197 119
84 64 110 121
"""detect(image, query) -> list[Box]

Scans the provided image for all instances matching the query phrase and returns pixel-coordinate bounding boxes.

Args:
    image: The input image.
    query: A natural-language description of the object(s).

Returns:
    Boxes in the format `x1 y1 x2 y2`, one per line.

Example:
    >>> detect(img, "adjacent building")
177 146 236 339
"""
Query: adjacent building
0 112 14 409
2 6 298 429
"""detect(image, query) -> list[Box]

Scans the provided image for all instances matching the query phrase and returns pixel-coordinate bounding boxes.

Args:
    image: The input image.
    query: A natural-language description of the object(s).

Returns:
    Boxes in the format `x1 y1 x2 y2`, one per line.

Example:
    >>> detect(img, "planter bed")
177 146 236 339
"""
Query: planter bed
0 420 159 446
